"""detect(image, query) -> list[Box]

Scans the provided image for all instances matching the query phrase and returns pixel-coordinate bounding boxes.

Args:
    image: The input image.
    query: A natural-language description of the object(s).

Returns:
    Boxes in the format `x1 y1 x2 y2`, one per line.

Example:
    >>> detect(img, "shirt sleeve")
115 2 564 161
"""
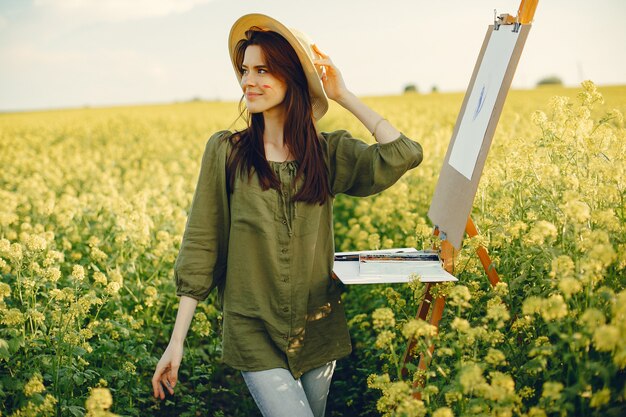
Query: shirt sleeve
322 130 424 197
174 130 231 302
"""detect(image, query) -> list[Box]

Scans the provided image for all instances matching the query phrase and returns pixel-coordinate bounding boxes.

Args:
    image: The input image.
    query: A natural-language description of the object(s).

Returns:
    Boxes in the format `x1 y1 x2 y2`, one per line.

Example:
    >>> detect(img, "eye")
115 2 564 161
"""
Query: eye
240 67 248 75
258 68 267 74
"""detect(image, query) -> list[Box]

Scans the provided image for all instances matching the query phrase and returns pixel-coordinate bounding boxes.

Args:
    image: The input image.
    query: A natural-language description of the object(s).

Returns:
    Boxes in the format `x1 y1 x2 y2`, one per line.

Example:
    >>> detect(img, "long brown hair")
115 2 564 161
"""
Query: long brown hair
225 28 330 205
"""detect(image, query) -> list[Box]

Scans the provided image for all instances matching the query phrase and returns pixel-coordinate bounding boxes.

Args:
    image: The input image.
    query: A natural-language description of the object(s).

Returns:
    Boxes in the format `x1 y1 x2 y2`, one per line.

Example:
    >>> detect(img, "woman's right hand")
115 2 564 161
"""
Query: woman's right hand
151 342 184 400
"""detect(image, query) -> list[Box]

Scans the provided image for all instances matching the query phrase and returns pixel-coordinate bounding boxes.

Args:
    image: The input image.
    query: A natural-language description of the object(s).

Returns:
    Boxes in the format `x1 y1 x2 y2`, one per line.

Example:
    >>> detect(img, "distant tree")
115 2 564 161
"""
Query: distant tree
403 84 418 94
431 85 439 93
536 75 563 87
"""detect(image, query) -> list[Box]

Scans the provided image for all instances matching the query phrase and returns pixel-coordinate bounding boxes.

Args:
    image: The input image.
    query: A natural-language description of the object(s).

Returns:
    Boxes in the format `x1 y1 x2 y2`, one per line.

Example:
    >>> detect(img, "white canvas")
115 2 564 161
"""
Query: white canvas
448 27 520 180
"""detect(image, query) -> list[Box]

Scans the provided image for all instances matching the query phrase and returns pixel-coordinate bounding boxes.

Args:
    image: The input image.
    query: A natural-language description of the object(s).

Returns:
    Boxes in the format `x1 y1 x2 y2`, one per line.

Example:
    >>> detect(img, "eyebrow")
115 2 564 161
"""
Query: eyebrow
241 64 268 69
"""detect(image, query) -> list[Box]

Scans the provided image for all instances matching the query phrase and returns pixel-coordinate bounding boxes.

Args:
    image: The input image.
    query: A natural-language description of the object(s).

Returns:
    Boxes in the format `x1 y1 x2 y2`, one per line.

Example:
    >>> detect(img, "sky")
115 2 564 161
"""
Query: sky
1 0 625 112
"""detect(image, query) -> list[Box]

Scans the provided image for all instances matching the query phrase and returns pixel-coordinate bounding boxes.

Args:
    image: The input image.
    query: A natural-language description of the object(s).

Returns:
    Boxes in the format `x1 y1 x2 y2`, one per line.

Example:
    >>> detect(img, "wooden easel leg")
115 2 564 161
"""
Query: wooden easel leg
400 238 457 385
400 217 500 395
400 283 434 379
411 295 445 399
465 217 500 286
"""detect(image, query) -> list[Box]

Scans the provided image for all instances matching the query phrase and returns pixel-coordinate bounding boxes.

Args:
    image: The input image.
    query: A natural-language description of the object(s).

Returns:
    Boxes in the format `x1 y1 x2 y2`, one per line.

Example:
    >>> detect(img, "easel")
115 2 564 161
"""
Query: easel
399 217 499 391
399 0 539 398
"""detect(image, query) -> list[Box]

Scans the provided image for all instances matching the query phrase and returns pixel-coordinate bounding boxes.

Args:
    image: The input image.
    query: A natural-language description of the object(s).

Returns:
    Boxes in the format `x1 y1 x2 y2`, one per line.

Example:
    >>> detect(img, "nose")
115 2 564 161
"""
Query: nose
242 72 257 89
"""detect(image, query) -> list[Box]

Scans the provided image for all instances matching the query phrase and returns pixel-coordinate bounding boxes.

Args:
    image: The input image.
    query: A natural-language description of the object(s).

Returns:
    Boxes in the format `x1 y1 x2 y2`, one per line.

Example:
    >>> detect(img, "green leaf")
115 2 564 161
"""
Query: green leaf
66 405 85 417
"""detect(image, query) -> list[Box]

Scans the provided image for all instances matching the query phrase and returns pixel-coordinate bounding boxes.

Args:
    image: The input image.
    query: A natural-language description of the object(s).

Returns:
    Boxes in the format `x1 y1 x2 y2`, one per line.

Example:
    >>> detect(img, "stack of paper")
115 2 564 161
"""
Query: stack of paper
359 251 440 276
333 248 457 285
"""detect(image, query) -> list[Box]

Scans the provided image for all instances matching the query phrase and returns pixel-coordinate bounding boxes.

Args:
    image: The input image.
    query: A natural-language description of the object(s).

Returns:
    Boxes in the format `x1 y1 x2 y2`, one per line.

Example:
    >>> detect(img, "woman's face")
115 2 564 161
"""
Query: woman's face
241 45 287 116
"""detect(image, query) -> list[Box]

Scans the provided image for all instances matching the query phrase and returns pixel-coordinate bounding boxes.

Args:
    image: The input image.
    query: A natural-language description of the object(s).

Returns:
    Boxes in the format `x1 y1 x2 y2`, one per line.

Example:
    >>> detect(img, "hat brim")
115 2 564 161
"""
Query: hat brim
228 13 328 121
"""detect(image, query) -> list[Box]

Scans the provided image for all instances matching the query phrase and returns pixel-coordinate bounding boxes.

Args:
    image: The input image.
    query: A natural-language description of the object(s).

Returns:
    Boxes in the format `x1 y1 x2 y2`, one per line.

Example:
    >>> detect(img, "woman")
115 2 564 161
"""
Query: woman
152 13 423 417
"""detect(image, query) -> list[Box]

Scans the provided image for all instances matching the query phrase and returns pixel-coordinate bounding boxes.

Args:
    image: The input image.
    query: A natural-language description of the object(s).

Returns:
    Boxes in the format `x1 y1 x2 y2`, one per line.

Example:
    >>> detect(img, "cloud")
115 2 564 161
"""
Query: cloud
33 0 216 22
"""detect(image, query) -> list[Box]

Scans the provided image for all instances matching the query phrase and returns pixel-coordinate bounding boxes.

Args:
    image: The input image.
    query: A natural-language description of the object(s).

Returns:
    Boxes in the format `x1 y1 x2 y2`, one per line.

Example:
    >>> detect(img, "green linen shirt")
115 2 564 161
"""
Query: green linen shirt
174 129 423 378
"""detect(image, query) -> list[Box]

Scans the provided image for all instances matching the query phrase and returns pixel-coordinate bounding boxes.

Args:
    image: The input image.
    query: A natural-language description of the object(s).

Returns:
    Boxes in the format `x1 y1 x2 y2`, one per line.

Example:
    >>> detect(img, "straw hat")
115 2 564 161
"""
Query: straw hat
228 13 328 120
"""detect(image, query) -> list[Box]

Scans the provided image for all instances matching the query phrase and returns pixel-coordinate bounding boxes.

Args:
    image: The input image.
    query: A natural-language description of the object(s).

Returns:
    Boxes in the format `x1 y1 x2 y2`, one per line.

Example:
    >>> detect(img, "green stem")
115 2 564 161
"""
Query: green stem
389 340 401 380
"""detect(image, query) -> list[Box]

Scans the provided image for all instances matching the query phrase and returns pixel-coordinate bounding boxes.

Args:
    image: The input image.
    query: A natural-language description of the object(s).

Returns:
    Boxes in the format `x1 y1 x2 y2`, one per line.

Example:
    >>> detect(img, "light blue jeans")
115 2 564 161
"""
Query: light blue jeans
241 361 336 417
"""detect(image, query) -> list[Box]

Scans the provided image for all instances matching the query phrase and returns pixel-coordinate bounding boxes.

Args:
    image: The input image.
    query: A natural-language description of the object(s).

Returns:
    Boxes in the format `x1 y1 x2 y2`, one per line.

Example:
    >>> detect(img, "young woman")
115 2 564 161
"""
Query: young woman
152 13 423 417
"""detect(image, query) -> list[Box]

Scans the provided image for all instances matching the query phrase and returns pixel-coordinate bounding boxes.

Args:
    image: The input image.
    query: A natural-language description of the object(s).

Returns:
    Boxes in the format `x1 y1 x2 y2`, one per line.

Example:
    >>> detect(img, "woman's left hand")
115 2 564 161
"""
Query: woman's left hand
312 44 351 103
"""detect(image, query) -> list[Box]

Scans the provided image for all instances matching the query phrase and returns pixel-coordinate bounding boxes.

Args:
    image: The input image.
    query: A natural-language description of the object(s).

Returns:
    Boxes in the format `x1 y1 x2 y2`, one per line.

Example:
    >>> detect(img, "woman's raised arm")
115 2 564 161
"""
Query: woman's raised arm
312 44 401 144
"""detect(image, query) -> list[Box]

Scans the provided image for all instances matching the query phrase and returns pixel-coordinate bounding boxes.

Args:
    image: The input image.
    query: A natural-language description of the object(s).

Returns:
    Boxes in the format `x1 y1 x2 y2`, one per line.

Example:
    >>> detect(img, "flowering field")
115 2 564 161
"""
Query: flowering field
0 82 624 416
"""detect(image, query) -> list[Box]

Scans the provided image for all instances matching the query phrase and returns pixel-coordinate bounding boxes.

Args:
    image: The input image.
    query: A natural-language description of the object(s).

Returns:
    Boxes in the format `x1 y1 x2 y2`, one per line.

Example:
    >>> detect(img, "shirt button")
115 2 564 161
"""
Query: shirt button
282 220 287 225
283 278 289 283
282 335 288 341
281 248 288 254
282 306 289 312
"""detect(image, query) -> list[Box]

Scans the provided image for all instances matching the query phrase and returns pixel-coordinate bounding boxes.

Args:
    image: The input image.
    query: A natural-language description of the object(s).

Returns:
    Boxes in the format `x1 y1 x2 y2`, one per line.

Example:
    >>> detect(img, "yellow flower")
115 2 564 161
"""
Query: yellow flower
367 372 390 390
122 361 136 373
27 309 45 326
25 234 47 252
191 312 212 337
23 373 45 396
518 386 535 399
451 317 470 333
90 247 108 263
485 348 507 366
108 269 124 285
63 331 80 345
375 330 395 349
589 387 611 408
44 266 61 283
522 296 544 316
9 243 23 262
613 347 626 369
541 381 564 400
486 371 515 402
486 298 510 328
549 255 575 279
561 200 591 224
80 328 94 340
448 285 471 309
593 324 619 352
0 238 10 253
0 282 10 300
382 287 406 309
540 294 568 321
524 221 558 246
372 308 395 330
507 221 528 239
71 264 86 282
592 209 620 232
493 282 509 297
105 282 121 296
527 407 548 417
558 277 582 298
402 319 437 340
85 387 113 412
580 308 606 331
87 236 101 247
1 308 25 326
93 271 107 285
144 285 158 298
432 407 454 417
459 363 485 394
579 80 604 106
0 257 8 274
531 110 548 126
367 233 381 250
